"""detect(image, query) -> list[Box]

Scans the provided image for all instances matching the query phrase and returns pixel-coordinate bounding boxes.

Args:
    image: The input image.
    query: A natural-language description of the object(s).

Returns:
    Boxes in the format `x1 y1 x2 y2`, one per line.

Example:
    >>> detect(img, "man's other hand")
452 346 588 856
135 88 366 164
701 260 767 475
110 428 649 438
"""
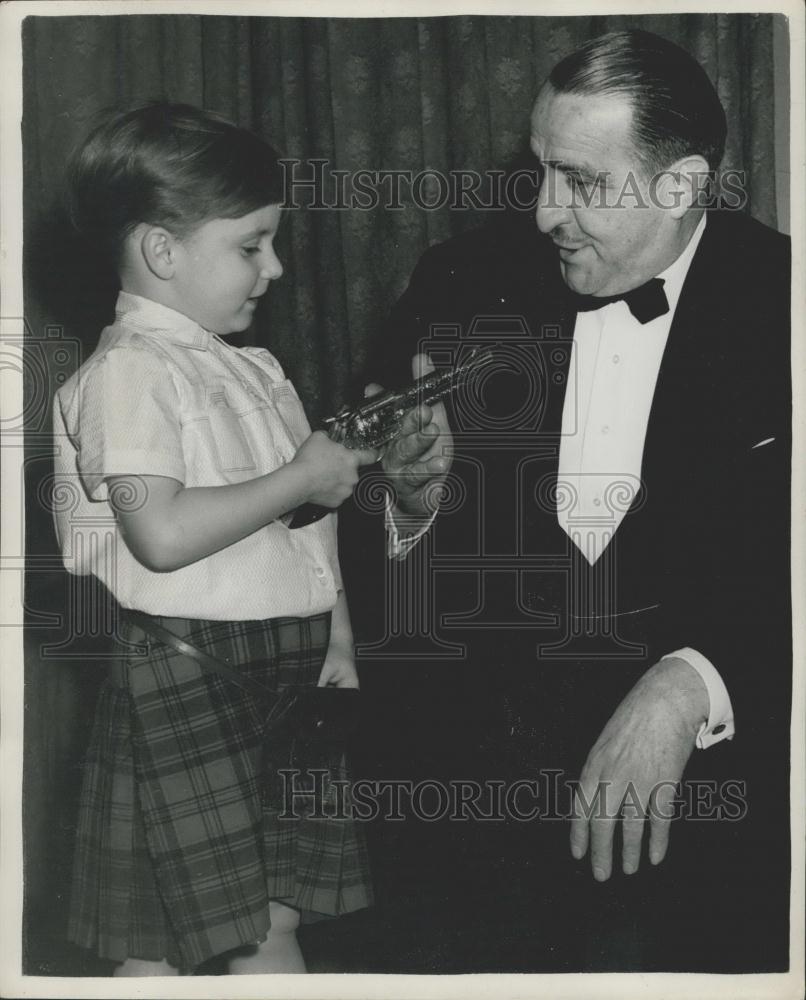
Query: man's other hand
570 657 709 880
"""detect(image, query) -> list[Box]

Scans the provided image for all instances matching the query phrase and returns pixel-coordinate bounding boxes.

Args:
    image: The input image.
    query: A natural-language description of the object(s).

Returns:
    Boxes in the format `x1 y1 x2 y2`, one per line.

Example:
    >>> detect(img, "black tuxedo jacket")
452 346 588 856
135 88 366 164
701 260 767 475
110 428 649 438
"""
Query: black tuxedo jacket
360 208 790 760
344 208 791 970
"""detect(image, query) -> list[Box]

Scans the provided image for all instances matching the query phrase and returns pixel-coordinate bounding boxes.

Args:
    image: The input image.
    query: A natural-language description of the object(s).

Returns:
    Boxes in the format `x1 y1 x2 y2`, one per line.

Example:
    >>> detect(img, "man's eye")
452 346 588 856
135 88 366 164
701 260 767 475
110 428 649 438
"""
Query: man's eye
569 173 602 193
241 245 260 256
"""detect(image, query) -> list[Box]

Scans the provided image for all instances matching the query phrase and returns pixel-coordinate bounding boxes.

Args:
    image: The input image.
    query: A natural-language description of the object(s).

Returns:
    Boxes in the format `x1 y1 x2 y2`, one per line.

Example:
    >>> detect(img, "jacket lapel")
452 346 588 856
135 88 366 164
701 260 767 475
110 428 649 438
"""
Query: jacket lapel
640 213 726 498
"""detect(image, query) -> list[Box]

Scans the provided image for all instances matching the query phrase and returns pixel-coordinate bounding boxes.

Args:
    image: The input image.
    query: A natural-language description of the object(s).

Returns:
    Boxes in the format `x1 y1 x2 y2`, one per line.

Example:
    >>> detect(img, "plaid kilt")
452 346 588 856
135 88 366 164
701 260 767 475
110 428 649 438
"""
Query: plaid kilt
67 612 373 972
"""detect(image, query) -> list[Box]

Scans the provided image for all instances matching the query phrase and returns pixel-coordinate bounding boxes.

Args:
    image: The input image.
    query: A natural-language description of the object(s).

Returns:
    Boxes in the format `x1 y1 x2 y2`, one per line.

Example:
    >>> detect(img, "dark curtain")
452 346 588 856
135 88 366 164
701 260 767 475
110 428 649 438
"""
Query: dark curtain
20 12 782 974
23 13 780 414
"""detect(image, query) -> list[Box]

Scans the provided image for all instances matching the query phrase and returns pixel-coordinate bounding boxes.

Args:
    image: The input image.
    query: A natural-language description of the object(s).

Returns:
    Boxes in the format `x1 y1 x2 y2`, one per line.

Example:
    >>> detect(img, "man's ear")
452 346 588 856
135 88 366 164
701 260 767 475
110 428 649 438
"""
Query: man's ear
662 154 712 219
137 225 180 280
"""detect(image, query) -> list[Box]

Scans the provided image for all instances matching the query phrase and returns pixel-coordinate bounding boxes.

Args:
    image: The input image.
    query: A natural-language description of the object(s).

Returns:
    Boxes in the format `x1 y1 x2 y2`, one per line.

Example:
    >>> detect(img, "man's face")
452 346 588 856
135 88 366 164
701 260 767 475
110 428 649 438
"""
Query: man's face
530 86 677 296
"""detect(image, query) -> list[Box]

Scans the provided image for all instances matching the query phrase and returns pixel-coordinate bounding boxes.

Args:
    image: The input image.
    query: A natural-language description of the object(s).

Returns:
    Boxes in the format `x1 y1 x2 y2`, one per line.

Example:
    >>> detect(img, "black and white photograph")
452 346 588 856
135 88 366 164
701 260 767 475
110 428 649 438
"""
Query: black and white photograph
1 1 803 997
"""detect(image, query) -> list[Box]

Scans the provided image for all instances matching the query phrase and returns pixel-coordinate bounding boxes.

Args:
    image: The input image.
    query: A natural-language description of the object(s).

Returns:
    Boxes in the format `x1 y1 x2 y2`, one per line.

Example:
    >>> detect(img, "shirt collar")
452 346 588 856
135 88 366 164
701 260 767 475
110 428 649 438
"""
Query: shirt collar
114 291 213 350
655 212 707 315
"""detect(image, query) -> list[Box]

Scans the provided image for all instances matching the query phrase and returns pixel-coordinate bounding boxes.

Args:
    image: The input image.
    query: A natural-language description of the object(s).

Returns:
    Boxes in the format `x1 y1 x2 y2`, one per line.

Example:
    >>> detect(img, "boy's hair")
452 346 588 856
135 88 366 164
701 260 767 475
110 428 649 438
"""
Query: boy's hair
66 102 284 263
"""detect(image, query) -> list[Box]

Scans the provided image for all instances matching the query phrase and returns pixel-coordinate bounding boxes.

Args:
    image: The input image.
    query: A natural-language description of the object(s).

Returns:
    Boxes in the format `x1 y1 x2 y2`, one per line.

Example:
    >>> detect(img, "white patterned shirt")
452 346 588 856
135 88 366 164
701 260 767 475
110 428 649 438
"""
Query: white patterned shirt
53 291 341 620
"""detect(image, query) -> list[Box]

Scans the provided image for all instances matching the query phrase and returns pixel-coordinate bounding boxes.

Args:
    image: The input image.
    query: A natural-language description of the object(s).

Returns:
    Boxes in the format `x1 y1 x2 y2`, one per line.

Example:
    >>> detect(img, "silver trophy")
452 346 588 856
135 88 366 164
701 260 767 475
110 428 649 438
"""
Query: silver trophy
289 347 493 527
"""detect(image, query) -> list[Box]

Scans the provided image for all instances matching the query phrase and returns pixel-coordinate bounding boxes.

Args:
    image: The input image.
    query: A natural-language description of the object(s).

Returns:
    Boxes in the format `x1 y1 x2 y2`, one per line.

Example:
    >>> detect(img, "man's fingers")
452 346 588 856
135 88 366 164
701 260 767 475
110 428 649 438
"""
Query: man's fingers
421 454 450 476
648 816 671 866
380 355 452 513
621 816 645 875
574 778 650 877
648 781 676 865
363 382 384 399
411 352 435 380
396 456 449 486
589 814 616 881
570 790 590 860
398 403 434 438
394 422 439 466
570 771 602 862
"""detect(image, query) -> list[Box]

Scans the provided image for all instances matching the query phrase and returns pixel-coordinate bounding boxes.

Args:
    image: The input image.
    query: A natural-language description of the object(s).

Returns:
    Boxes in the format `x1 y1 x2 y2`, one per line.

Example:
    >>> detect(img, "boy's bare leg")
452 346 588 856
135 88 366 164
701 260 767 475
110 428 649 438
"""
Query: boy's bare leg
228 901 306 974
113 957 180 976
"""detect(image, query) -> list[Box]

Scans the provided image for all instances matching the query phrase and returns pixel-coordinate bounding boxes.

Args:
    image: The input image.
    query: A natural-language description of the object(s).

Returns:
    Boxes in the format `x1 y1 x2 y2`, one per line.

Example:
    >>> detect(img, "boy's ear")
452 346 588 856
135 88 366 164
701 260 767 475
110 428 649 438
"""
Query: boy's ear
138 225 179 280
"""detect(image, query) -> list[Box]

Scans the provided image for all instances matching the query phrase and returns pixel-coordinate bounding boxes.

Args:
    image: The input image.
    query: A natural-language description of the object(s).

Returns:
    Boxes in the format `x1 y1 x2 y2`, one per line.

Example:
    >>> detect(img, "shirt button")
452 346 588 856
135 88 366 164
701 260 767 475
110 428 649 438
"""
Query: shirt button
612 354 620 364
601 425 610 435
593 498 601 507
315 567 326 579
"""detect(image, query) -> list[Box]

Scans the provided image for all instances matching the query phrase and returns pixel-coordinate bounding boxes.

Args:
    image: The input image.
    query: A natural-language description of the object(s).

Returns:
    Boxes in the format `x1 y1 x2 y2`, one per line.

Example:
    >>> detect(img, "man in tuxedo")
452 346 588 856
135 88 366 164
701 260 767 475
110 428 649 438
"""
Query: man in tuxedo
359 29 791 972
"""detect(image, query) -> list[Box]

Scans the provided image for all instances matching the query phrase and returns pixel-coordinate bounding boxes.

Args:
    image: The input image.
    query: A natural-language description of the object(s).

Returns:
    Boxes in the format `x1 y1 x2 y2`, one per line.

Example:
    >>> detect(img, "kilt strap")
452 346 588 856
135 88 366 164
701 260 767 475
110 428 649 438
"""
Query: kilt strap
123 610 274 700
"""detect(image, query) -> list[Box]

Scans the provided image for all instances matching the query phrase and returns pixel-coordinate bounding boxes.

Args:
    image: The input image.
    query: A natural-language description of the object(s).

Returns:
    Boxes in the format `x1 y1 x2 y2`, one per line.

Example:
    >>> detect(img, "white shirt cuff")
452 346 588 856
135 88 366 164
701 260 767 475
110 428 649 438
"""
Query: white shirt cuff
661 646 735 749
385 491 437 560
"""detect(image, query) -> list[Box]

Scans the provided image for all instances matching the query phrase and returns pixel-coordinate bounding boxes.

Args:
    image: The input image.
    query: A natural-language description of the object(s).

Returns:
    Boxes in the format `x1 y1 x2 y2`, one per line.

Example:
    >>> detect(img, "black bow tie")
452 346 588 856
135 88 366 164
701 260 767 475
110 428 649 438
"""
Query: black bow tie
572 277 669 324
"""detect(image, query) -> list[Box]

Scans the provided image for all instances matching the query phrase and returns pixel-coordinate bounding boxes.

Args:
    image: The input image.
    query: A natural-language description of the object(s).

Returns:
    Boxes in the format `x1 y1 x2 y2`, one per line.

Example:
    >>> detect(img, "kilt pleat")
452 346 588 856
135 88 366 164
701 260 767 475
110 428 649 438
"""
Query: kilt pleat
67 612 373 971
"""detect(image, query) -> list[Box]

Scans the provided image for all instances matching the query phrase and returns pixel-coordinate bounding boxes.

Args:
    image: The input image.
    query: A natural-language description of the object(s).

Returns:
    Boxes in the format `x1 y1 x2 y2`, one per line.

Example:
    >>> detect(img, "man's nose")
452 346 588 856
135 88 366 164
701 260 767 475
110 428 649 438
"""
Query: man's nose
535 165 573 234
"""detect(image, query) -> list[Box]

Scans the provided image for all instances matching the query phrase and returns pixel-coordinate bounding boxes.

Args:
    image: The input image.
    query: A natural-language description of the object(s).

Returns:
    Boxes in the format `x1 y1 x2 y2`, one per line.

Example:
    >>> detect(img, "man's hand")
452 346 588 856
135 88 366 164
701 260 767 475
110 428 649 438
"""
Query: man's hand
368 354 454 520
570 657 709 881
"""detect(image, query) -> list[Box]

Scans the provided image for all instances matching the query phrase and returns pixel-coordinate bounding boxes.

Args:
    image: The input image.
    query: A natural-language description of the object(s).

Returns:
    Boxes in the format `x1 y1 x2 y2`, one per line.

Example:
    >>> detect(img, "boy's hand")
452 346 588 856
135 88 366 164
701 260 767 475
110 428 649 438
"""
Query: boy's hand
291 431 378 508
317 647 360 688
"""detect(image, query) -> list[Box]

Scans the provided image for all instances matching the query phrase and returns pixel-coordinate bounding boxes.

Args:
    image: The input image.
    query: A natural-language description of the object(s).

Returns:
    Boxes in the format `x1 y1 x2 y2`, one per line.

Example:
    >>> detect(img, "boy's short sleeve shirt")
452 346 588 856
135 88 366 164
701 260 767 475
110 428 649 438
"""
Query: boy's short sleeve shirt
53 292 342 620
68 341 187 499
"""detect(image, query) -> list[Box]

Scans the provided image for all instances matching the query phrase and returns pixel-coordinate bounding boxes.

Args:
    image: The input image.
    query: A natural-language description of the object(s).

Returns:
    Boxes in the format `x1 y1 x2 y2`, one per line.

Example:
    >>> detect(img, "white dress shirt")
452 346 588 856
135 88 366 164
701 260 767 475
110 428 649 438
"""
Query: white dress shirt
558 215 733 748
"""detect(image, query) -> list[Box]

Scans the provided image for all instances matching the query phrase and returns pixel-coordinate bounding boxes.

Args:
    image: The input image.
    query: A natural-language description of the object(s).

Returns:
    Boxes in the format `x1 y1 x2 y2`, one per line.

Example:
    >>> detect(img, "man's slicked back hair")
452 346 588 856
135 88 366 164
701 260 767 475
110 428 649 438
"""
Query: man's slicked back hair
548 30 727 174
